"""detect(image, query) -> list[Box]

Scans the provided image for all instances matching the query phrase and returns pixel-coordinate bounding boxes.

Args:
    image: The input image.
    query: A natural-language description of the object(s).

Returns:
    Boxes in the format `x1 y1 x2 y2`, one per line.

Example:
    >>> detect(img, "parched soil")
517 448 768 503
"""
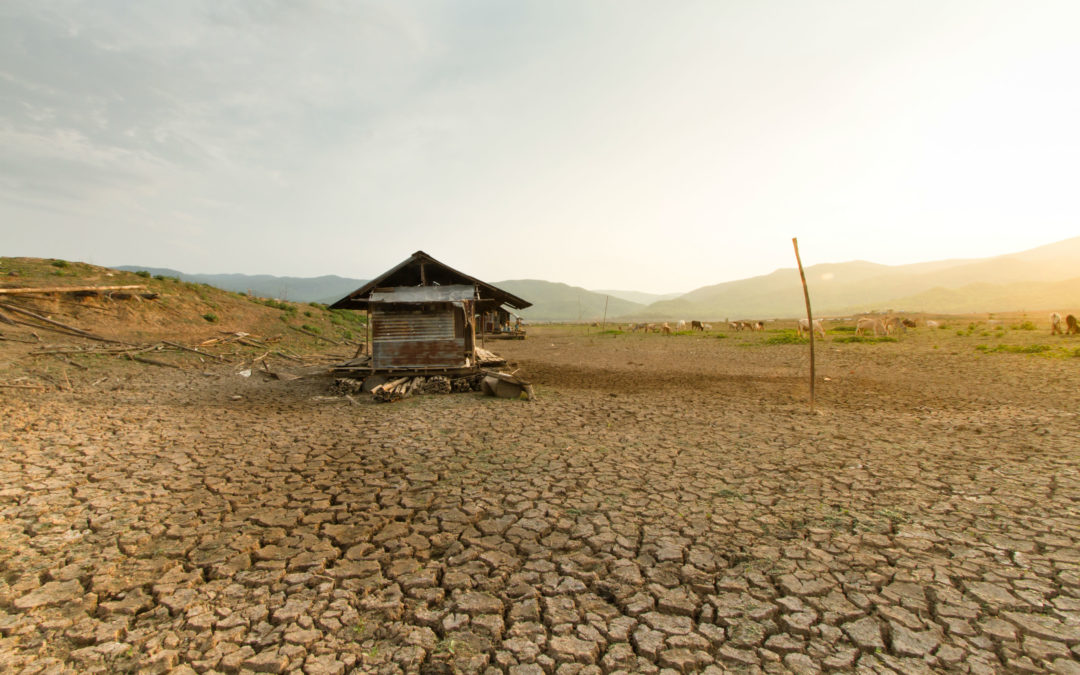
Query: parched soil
1 325 1079 674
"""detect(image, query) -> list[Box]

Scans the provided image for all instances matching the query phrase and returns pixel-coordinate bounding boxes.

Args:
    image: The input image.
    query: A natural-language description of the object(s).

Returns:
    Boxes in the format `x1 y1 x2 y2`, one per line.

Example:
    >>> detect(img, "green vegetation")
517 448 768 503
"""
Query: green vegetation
202 313 218 323
134 270 151 278
153 274 180 282
50 259 69 268
764 331 807 345
831 325 856 332
301 324 321 334
975 344 1051 354
1011 320 1037 331
833 335 898 344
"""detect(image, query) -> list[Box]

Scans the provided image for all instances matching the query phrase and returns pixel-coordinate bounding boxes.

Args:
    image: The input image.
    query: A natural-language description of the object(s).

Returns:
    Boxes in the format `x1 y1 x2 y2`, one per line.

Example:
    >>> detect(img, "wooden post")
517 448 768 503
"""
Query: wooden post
602 295 609 331
792 237 815 411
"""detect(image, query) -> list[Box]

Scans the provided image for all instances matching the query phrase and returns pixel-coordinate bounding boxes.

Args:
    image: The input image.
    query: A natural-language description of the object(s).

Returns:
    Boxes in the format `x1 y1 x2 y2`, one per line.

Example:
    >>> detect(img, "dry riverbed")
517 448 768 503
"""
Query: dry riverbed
1 325 1079 674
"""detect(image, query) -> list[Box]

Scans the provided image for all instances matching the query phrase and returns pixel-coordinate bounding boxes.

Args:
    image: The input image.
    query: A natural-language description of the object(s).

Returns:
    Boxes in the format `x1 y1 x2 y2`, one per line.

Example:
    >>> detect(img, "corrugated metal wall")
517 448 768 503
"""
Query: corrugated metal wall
372 307 466 369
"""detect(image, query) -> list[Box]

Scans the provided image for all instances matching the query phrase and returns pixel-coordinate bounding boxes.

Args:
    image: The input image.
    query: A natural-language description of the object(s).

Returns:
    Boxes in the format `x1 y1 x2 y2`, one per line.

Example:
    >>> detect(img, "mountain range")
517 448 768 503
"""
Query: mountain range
116 236 1080 321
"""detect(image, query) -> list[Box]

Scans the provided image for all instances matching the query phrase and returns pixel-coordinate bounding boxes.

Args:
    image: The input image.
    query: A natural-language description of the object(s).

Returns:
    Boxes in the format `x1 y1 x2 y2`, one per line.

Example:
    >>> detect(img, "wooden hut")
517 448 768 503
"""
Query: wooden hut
330 251 530 374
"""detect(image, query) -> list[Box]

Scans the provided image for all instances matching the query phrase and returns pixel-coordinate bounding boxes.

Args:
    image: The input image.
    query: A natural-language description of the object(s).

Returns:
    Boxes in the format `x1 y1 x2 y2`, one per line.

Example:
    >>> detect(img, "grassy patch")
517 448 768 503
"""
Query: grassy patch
202 313 218 323
764 331 807 345
831 325 856 332
975 344 1051 354
1011 320 1037 331
300 324 321 334
833 335 897 344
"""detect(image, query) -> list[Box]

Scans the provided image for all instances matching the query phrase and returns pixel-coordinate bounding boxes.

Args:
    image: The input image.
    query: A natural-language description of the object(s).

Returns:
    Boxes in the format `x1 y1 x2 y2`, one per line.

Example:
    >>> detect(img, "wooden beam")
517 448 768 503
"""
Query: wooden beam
0 285 147 295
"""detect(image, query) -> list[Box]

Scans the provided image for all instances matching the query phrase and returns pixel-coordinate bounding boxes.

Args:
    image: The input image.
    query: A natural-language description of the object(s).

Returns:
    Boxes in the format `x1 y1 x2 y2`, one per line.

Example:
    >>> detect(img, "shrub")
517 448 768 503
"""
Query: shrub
134 270 151 278
301 324 321 334
1012 320 1036 331
202 313 218 323
51 259 69 268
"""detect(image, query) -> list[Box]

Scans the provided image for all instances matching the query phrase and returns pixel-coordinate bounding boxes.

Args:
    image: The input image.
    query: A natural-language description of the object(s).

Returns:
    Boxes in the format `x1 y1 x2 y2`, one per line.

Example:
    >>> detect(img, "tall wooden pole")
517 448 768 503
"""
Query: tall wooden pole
602 295 609 331
792 238 815 411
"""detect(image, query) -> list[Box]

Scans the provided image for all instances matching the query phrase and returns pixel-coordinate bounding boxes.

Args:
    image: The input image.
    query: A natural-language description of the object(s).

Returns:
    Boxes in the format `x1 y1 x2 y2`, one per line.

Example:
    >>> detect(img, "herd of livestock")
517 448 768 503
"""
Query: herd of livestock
620 312 1080 337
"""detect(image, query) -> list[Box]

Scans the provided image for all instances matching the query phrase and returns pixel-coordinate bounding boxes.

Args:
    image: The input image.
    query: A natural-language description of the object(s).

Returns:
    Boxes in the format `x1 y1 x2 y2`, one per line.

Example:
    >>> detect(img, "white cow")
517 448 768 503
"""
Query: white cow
797 318 826 339
676 320 687 331
856 317 885 336
1051 312 1063 335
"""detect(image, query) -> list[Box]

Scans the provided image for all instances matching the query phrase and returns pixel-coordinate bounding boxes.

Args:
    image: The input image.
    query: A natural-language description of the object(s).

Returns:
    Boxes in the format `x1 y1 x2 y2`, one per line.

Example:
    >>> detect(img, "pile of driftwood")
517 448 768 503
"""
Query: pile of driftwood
333 369 533 403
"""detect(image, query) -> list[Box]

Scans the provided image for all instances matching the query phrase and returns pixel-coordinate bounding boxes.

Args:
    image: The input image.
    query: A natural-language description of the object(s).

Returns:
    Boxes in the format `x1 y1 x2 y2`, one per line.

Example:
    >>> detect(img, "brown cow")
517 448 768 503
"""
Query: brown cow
1068 314 1080 335
691 320 704 331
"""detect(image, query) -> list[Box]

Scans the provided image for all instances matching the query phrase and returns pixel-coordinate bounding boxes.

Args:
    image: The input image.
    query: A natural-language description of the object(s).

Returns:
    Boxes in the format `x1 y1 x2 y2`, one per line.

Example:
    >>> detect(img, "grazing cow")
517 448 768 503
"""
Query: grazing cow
797 318 826 339
645 323 656 333
1068 314 1080 335
926 320 940 329
753 321 764 331
1051 312 1063 335
728 321 739 331
676 320 687 331
884 317 906 335
691 320 704 331
856 317 884 336
661 322 672 335
902 319 917 328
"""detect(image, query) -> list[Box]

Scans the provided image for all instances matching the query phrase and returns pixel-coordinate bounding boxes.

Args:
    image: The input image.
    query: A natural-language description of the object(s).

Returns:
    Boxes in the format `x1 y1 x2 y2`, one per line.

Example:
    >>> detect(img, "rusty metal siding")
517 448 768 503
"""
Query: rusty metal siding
371 307 467 369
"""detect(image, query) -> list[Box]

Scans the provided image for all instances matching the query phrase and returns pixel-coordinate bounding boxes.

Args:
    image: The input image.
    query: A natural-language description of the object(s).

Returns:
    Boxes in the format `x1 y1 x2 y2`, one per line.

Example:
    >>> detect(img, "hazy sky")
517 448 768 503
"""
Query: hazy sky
3 1 1078 293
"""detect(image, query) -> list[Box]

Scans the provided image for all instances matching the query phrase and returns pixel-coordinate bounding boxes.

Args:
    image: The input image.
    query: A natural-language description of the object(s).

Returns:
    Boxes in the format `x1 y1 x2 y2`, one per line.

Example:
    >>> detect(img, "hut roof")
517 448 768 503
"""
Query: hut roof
330 251 531 311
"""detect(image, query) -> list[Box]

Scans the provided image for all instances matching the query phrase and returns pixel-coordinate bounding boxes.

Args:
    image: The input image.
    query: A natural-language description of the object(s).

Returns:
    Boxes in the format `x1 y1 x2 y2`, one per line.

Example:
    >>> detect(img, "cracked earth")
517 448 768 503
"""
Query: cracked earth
1 326 1079 674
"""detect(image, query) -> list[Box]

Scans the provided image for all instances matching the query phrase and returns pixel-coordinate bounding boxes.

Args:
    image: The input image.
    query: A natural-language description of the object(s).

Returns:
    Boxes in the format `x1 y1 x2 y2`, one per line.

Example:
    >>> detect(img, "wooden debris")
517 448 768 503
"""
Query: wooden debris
0 302 134 345
161 340 228 362
372 377 411 403
0 284 147 295
0 383 46 390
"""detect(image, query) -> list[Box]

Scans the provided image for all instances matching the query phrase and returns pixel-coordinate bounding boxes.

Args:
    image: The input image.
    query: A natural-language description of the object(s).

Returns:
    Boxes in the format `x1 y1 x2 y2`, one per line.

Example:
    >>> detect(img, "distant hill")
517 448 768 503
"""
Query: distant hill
114 235 1080 320
114 266 366 304
641 236 1080 319
492 280 645 322
590 289 684 305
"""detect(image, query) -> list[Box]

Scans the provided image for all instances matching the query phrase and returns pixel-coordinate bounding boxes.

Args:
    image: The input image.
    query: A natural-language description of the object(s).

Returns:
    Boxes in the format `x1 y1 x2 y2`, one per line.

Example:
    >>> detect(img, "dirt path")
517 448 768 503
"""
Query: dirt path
1 326 1078 673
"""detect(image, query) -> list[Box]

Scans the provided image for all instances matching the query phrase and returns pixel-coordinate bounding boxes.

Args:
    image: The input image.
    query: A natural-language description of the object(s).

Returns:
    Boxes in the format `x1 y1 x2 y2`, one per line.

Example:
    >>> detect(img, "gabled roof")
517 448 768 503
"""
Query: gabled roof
330 251 531 310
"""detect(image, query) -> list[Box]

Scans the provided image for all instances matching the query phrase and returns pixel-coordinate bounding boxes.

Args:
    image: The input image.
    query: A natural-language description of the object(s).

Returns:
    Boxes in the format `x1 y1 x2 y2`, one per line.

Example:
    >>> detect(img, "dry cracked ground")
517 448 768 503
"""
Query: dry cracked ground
1 326 1079 674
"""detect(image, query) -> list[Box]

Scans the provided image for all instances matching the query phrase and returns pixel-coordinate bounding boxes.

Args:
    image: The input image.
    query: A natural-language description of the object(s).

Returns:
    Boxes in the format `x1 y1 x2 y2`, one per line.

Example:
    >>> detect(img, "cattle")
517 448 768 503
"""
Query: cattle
752 321 764 331
1051 312 1063 335
883 316 906 335
856 317 884 336
926 320 940 329
691 320 704 331
1068 314 1080 335
796 318 826 339
902 319 917 328
661 322 672 335
676 320 687 331
645 323 656 333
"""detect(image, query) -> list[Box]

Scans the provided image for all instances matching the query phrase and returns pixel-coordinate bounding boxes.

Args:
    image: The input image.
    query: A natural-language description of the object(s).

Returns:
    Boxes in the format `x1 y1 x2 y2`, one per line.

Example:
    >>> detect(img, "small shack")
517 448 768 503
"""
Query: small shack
330 251 530 375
